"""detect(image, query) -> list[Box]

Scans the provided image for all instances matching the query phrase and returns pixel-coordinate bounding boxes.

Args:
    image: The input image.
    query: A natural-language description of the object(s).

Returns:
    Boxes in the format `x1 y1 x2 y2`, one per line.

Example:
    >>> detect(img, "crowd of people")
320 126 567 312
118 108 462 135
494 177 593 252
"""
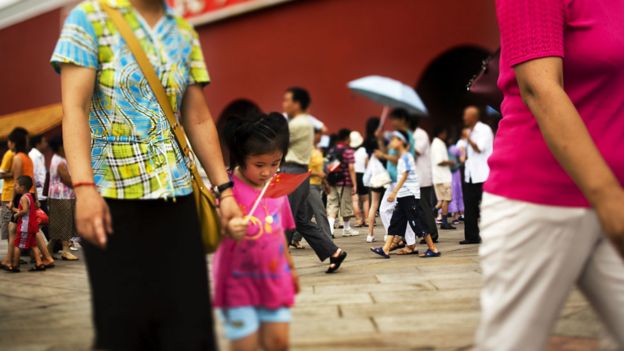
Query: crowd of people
0 129 78 273
279 92 494 259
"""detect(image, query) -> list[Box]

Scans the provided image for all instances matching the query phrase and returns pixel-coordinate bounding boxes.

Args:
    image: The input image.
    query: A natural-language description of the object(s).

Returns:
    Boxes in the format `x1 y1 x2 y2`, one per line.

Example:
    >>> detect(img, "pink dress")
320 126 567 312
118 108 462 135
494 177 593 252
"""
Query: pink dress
213 175 296 310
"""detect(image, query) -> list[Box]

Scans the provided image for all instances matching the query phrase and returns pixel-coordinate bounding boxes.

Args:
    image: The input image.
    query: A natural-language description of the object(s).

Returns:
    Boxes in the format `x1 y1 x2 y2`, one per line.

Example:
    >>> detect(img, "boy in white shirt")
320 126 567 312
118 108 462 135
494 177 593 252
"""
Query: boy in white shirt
431 127 456 230
370 131 441 258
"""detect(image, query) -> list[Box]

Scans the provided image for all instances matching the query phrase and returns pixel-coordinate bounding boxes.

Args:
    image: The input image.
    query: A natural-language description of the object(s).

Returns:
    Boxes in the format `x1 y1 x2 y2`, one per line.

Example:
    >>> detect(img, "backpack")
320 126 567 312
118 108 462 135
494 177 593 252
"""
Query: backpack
326 145 346 186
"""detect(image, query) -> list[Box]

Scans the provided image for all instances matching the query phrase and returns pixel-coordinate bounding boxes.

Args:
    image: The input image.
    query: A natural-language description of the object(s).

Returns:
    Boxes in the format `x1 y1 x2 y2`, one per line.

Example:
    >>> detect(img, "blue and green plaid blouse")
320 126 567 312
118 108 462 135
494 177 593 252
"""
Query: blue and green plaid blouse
51 0 210 200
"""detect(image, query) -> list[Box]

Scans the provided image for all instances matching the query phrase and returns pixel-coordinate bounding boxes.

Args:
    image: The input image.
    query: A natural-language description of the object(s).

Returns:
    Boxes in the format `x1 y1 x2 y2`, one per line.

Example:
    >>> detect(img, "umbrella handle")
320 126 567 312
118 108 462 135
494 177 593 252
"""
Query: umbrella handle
378 106 390 131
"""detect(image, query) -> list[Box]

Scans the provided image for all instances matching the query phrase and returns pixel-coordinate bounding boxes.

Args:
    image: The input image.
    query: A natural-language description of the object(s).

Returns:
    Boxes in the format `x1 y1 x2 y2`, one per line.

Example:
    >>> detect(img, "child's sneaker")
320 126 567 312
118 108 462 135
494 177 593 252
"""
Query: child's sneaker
342 228 360 237
366 235 376 243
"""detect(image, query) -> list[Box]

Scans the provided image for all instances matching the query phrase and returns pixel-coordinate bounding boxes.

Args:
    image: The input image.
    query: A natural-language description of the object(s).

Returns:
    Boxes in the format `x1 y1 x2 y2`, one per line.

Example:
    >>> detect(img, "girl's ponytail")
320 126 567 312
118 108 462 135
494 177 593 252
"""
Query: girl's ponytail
222 111 290 168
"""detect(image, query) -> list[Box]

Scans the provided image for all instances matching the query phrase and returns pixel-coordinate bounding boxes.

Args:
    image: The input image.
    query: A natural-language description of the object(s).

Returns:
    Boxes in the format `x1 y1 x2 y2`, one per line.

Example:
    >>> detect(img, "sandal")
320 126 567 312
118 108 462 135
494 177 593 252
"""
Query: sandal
326 250 347 274
395 247 419 255
389 240 406 252
29 265 46 272
8 266 20 273
43 263 56 269
0 263 11 272
290 241 305 250
370 247 390 259
61 252 79 261
420 249 441 258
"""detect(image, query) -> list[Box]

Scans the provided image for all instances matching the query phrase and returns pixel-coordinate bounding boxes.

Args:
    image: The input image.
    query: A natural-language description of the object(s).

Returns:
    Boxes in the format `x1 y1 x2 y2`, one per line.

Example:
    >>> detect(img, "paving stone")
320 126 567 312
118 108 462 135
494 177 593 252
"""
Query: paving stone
0 223 611 350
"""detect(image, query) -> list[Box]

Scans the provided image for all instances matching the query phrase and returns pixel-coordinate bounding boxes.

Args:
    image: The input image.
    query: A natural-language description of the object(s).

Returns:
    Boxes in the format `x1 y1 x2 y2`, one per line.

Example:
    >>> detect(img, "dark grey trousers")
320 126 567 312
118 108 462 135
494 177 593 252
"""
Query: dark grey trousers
462 181 484 242
309 185 333 240
420 186 439 241
282 163 338 262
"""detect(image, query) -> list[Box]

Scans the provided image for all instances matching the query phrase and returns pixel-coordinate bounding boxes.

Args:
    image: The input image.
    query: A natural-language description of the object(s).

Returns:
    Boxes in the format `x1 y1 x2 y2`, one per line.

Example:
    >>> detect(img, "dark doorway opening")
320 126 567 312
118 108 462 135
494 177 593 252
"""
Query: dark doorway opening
415 45 496 140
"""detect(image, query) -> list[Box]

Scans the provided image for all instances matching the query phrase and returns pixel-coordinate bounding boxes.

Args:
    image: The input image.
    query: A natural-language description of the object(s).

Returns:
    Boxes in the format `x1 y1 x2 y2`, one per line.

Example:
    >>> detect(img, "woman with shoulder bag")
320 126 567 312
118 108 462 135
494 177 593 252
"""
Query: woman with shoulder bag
51 0 244 349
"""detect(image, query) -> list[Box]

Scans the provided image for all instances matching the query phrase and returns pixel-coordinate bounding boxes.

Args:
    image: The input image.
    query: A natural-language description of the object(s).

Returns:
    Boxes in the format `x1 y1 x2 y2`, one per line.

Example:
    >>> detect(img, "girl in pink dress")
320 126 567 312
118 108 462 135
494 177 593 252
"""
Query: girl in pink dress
214 111 299 351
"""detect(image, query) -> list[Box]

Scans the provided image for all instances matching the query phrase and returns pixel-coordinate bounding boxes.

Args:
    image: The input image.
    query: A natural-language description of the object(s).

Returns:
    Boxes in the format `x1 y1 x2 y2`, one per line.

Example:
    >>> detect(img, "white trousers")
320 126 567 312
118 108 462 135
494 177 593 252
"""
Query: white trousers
476 193 624 351
380 183 416 245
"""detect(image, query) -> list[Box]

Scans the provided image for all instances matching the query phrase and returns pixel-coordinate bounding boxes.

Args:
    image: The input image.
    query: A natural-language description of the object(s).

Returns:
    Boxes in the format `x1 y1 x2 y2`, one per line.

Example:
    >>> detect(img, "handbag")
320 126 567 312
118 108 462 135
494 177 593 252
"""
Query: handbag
100 2 221 253
364 155 392 188
466 48 503 113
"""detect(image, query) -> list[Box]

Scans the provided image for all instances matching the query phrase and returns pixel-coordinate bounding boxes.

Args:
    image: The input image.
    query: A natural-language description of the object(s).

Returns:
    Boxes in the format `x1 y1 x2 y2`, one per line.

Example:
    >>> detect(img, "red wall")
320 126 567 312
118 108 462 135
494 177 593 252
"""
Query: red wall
0 9 62 116
197 0 499 132
0 0 499 134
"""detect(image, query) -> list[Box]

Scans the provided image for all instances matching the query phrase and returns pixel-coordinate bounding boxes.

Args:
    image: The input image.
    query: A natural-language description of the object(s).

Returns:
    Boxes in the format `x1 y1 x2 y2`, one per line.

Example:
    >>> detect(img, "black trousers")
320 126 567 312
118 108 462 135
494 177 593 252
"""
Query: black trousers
82 195 217 351
462 182 484 242
388 196 428 238
419 186 438 240
282 163 338 262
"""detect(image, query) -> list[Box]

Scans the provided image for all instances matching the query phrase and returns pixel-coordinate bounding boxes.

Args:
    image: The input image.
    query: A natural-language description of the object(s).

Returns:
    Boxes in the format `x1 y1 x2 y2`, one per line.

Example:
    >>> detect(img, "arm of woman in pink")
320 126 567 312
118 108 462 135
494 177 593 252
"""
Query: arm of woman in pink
60 64 112 249
515 57 624 256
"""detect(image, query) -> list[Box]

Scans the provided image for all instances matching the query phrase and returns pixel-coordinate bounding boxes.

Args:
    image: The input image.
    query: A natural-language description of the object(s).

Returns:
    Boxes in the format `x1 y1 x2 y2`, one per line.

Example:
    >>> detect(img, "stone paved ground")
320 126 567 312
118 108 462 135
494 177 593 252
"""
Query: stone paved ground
0 223 617 350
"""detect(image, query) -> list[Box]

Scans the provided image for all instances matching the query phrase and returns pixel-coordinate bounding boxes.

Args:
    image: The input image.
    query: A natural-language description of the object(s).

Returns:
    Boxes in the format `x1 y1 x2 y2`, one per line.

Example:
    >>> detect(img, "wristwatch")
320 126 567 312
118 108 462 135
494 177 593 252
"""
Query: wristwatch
213 181 234 198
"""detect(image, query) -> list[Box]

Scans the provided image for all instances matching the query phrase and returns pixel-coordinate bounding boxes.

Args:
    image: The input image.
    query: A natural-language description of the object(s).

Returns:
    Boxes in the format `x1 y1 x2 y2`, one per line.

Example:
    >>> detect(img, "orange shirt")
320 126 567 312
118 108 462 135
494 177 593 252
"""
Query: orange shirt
16 152 35 193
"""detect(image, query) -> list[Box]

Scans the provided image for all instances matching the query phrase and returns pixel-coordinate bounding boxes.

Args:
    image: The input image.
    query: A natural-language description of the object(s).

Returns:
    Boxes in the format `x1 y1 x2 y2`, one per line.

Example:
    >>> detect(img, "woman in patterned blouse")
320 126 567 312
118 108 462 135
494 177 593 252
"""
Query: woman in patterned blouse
51 0 243 349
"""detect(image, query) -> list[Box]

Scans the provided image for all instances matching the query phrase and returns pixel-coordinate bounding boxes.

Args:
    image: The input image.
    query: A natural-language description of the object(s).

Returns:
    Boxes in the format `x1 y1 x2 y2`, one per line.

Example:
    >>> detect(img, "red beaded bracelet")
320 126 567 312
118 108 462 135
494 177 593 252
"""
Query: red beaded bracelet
73 181 96 189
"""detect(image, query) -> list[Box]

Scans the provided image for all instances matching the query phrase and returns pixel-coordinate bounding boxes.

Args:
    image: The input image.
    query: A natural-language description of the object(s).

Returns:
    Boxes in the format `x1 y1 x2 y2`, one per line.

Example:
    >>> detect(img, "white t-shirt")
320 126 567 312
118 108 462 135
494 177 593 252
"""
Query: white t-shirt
354 147 368 173
308 115 325 131
430 137 453 184
396 152 420 199
28 148 47 200
464 121 494 184
413 128 432 187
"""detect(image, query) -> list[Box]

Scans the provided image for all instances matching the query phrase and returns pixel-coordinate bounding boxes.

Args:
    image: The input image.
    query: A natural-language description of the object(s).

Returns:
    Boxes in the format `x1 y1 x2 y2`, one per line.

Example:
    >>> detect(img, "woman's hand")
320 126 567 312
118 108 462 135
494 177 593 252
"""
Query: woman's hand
75 187 113 249
595 187 624 258
224 204 246 240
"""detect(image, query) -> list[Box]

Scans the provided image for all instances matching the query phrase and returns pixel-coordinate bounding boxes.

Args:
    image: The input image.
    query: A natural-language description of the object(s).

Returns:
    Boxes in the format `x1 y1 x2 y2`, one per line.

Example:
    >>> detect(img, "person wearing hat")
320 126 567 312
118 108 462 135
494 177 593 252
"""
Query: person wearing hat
350 131 369 227
370 130 440 258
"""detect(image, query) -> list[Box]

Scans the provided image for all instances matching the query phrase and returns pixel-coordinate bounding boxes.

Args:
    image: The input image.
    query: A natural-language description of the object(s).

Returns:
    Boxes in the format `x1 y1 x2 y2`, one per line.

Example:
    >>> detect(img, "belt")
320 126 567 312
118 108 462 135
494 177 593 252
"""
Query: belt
283 162 308 168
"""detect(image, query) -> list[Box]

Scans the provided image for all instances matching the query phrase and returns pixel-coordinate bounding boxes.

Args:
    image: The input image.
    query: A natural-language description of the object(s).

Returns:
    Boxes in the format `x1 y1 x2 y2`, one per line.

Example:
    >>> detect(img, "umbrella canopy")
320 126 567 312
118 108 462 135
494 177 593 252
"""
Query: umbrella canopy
348 75 428 115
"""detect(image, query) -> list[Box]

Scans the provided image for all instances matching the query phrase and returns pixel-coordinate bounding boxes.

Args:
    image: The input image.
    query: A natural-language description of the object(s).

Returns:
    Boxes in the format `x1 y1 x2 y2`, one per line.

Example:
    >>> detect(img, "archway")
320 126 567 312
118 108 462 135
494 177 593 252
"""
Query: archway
415 45 494 139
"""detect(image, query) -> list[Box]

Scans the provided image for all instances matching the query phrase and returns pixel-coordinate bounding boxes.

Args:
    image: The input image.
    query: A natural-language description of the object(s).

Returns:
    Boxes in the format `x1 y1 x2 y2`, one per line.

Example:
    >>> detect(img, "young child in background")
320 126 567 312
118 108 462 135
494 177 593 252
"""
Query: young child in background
8 176 45 272
371 131 441 258
214 111 299 351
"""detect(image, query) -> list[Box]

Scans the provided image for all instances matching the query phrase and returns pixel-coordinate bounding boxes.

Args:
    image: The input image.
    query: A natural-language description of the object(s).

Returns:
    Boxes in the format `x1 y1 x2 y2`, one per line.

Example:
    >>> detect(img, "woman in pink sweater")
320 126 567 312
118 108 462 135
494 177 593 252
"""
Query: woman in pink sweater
477 0 624 350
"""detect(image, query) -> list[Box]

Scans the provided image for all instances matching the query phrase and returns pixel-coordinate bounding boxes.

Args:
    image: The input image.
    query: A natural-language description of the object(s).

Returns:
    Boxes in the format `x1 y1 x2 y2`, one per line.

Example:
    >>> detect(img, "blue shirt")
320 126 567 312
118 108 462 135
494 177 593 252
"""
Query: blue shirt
50 0 210 199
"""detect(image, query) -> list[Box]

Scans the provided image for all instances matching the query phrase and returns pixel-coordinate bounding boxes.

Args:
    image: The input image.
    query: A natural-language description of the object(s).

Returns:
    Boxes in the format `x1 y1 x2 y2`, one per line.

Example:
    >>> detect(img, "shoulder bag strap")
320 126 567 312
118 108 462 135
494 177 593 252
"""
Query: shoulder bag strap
100 2 212 198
